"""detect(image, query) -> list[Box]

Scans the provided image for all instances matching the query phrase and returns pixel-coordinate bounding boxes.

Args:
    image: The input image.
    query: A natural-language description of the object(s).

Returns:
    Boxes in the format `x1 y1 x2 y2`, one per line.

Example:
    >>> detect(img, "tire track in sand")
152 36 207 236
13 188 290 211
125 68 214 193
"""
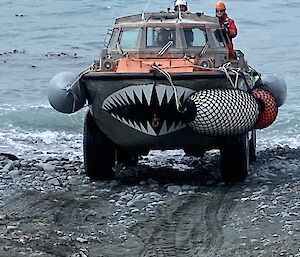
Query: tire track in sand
131 185 238 257
203 186 238 255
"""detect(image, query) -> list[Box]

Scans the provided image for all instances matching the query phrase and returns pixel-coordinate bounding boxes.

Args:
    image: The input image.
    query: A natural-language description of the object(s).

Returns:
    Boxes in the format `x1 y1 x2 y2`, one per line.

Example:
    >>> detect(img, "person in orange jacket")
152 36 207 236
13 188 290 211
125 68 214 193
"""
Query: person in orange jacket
215 1 237 60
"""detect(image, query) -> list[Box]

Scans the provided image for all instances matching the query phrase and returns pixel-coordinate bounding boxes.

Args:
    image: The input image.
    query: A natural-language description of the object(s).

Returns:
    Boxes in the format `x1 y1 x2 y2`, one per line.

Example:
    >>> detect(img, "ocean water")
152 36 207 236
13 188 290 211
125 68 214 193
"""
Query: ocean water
0 0 299 157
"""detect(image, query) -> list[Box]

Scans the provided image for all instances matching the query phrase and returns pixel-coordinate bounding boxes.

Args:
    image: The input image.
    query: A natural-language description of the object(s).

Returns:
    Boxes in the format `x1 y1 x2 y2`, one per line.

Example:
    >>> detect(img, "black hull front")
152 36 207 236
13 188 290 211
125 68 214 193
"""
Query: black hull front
82 71 235 152
90 109 219 152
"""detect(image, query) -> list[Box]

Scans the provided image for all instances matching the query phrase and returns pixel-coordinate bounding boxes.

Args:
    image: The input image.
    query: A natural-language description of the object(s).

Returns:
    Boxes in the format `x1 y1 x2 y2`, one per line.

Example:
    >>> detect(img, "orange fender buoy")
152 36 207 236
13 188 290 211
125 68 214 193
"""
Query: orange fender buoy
252 89 278 129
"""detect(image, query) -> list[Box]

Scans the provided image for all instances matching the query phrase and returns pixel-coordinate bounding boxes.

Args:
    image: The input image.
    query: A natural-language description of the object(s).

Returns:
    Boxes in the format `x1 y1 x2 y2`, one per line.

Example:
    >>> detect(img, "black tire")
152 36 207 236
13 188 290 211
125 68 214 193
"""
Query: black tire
83 111 115 180
220 133 250 182
249 130 257 162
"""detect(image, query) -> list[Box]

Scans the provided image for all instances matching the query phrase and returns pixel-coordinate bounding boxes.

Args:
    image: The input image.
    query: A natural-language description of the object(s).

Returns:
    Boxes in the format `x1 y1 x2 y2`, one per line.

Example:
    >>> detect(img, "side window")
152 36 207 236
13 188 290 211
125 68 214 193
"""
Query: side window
106 28 119 49
147 27 176 47
184 28 206 47
119 28 140 49
212 29 226 47
146 28 156 47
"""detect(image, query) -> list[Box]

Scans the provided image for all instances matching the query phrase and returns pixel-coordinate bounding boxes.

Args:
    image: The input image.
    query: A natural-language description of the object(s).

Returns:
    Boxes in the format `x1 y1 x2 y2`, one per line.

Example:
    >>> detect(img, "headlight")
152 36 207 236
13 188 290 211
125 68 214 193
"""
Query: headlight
199 59 213 68
102 59 115 71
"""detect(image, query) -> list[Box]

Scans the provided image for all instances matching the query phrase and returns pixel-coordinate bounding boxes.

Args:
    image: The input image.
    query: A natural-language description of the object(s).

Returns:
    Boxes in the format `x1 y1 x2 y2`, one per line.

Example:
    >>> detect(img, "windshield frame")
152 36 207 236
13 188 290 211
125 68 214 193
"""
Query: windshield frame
106 24 226 55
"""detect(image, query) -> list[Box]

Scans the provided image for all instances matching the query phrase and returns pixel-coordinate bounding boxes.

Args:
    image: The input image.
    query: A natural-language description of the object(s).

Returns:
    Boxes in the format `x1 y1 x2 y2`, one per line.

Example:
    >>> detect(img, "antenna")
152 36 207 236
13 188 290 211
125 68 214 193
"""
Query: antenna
142 0 151 21
178 7 183 20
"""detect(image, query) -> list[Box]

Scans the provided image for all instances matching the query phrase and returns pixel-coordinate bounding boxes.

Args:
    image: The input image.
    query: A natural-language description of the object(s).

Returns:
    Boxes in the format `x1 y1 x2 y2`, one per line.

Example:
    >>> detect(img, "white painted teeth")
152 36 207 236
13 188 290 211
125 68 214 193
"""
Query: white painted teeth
176 87 187 101
159 121 168 135
102 84 194 110
118 90 130 105
143 86 152 105
115 95 126 106
133 87 144 104
146 121 156 136
125 89 135 104
155 86 165 106
102 84 194 135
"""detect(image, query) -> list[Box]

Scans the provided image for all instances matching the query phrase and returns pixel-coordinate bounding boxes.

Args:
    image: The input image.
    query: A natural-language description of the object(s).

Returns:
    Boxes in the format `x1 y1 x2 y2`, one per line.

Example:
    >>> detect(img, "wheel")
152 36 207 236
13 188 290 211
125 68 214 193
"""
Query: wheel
249 130 257 162
83 111 115 180
220 133 250 182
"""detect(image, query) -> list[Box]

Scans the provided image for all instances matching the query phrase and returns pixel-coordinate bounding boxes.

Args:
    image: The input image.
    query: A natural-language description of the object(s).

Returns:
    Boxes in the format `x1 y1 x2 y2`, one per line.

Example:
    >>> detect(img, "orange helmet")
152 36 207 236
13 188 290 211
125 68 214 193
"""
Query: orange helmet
215 1 226 10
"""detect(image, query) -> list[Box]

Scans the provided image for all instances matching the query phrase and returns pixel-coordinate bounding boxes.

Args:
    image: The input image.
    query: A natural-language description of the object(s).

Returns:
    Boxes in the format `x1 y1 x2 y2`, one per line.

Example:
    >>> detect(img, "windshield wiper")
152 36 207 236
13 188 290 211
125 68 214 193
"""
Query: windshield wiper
200 42 209 57
116 41 124 55
157 41 173 56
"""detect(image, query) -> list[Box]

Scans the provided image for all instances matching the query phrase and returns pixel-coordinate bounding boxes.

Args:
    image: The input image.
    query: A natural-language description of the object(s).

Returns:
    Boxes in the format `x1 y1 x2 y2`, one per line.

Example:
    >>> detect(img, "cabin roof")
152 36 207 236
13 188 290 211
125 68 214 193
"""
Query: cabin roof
115 11 219 27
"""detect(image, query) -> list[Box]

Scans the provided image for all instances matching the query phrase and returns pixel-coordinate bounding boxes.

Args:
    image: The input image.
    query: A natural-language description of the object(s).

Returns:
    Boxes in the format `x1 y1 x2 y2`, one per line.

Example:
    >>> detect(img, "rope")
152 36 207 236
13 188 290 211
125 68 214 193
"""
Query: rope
219 62 241 89
68 63 93 112
233 69 241 88
172 58 239 89
150 64 182 112
66 64 93 91
117 55 244 111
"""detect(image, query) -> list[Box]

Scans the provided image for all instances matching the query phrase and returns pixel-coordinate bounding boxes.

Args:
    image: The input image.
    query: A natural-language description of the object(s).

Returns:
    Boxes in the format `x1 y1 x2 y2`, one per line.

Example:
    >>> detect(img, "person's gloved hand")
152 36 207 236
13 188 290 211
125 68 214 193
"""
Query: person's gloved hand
223 21 230 31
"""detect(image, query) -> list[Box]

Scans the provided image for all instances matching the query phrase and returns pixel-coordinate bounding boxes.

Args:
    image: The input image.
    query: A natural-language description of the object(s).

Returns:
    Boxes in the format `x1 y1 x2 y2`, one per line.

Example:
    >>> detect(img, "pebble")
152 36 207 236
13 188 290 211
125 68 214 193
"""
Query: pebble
134 194 144 201
76 237 89 243
270 163 286 170
130 208 140 214
126 199 147 208
8 170 21 178
167 185 182 194
287 163 298 171
146 192 162 199
2 161 14 171
126 200 135 207
7 224 19 230
178 191 187 196
13 160 21 168
43 164 56 172
120 193 133 201
47 178 61 186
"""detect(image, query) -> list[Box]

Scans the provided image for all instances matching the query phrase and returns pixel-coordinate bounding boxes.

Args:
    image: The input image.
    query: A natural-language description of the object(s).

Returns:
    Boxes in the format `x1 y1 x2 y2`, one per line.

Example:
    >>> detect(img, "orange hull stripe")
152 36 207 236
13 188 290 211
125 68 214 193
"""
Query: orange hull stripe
116 58 195 73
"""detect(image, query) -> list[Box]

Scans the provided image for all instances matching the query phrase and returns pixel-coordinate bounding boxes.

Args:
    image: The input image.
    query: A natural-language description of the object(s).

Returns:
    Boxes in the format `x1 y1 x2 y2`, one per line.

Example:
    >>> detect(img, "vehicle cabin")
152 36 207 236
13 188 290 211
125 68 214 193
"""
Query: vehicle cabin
98 11 246 73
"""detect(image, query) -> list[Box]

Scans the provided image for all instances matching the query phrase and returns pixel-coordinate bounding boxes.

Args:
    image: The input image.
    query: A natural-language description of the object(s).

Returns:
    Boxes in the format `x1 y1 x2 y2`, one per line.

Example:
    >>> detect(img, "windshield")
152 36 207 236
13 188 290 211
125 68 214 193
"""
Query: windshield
147 27 176 48
107 26 224 52
146 26 207 48
184 28 206 47
117 28 140 49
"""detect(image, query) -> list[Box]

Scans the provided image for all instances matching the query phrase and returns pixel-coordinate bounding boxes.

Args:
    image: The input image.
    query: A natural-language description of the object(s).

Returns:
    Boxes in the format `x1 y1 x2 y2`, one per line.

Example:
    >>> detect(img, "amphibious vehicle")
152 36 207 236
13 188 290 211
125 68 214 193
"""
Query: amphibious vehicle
49 8 286 182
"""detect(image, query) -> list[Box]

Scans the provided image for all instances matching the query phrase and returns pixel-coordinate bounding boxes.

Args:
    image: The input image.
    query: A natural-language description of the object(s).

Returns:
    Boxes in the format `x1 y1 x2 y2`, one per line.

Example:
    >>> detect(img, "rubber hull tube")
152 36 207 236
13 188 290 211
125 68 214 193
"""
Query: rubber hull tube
252 89 278 129
48 72 86 114
255 74 287 107
184 89 260 136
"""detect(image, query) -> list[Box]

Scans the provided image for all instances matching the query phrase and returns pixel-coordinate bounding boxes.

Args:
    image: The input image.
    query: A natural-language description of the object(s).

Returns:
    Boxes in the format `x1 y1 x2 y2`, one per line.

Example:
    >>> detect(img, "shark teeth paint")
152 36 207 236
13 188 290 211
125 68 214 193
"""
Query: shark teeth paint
102 84 195 136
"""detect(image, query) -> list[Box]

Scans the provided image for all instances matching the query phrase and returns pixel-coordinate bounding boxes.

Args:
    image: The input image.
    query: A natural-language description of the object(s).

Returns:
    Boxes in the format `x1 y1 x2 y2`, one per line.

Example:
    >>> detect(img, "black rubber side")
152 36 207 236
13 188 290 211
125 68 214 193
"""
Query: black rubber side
249 130 257 162
83 111 115 180
220 133 250 182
